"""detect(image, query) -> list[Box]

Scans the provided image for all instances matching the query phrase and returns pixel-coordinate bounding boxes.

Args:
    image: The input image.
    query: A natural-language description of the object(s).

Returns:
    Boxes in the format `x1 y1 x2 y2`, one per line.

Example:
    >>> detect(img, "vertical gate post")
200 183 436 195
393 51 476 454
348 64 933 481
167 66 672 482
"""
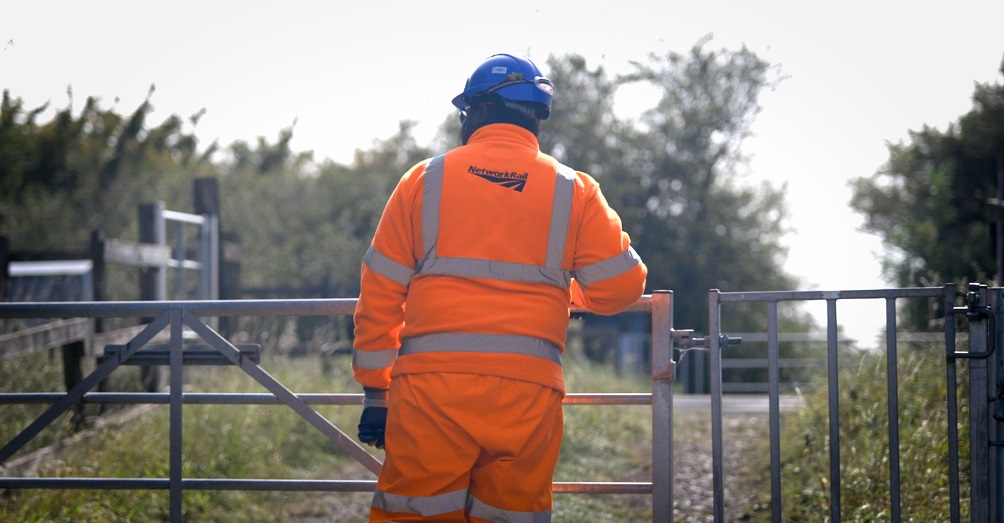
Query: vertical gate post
989 288 1004 522
168 307 184 523
649 290 673 522
970 285 992 522
825 298 842 522
708 289 725 523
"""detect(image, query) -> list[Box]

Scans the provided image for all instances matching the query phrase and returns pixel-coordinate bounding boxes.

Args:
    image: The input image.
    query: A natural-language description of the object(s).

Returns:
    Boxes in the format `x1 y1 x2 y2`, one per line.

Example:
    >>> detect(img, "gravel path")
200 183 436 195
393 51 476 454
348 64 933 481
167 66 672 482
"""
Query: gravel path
671 412 771 522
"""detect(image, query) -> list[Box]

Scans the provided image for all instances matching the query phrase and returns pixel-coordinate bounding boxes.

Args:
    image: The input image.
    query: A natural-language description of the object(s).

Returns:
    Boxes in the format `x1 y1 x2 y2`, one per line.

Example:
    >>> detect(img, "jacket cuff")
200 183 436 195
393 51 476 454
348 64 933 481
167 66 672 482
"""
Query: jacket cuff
363 387 389 408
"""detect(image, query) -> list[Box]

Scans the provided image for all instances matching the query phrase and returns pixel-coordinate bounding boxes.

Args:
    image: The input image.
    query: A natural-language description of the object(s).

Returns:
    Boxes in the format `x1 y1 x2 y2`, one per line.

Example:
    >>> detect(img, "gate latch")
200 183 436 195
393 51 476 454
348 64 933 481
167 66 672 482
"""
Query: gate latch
676 333 742 349
950 283 996 359
964 285 992 322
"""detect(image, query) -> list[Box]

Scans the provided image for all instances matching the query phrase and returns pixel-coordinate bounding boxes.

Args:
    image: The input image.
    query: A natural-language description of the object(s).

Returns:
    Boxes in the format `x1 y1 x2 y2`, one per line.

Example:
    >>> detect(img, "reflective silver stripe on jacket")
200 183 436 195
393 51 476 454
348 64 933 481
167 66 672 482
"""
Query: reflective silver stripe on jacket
417 257 570 287
416 154 574 288
363 246 414 286
468 495 552 523
546 164 575 268
574 245 643 287
352 347 398 370
372 487 467 517
400 333 562 366
421 155 445 261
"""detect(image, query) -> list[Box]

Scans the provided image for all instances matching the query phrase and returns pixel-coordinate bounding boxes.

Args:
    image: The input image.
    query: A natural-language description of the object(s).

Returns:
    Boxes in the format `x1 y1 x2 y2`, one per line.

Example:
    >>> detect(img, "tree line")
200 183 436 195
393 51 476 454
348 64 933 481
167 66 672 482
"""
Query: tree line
6 40 999 335
850 57 1004 328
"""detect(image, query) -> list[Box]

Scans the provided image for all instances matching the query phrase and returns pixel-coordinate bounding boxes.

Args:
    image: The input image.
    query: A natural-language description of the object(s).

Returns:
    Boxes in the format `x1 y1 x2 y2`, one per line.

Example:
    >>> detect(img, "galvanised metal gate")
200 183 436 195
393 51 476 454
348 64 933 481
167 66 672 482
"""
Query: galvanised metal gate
705 284 1004 522
3 284 1001 522
0 293 675 522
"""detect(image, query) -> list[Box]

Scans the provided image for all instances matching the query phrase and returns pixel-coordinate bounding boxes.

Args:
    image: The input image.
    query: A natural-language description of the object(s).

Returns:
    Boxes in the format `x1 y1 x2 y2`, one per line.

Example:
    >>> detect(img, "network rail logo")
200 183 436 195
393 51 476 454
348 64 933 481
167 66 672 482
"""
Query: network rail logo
468 165 529 192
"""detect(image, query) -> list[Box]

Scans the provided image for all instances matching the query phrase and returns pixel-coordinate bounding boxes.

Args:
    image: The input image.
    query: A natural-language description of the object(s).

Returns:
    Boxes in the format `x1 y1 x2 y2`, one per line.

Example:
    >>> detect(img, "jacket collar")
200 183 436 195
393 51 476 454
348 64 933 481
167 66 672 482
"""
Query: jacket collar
466 123 540 150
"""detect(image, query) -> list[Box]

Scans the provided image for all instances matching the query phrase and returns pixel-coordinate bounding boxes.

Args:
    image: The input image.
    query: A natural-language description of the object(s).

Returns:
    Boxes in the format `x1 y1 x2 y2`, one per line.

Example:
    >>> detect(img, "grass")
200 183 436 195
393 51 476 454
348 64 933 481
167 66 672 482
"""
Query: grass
4 333 972 522
1 351 364 522
556 354 656 522
759 344 971 522
0 349 149 454
1 343 675 522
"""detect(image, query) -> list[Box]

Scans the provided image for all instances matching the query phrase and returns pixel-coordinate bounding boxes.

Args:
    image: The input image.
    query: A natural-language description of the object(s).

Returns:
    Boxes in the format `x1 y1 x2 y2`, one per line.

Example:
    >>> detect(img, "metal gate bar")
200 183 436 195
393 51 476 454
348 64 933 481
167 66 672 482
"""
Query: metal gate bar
884 295 902 523
0 477 652 493
0 392 653 405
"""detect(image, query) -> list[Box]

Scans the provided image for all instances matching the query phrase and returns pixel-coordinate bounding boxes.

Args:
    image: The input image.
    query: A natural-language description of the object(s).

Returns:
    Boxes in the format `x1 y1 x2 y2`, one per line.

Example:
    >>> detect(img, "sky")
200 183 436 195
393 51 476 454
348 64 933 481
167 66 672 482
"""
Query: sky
3 0 1004 346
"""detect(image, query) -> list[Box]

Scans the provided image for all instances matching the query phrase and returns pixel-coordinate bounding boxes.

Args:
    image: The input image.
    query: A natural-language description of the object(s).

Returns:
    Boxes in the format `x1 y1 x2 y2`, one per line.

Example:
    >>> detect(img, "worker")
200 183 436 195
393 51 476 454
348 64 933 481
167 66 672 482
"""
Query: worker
351 53 648 523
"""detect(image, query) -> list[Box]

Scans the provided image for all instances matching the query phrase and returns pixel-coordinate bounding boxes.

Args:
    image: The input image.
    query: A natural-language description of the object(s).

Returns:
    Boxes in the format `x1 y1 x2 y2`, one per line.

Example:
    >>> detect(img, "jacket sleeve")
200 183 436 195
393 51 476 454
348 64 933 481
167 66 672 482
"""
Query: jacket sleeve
569 175 647 315
351 162 425 390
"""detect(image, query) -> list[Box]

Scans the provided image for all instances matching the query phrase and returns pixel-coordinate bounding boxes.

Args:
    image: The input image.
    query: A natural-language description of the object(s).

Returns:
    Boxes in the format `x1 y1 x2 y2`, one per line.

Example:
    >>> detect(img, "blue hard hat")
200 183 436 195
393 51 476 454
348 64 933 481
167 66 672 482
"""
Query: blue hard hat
451 54 554 120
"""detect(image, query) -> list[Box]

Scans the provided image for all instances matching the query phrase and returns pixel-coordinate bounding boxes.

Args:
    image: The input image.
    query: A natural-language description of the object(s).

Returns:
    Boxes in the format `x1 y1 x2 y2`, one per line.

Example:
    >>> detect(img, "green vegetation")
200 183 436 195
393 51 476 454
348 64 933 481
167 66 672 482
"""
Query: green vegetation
4 35 1002 522
0 347 153 456
851 60 1004 328
0 351 351 521
1 345 668 522
765 345 970 522
3 340 974 521
1 39 802 331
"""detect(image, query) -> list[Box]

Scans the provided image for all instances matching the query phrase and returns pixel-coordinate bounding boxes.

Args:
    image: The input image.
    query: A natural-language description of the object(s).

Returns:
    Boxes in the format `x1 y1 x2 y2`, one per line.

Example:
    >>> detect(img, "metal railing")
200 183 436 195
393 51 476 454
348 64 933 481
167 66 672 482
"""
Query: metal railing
705 285 1003 523
0 292 675 522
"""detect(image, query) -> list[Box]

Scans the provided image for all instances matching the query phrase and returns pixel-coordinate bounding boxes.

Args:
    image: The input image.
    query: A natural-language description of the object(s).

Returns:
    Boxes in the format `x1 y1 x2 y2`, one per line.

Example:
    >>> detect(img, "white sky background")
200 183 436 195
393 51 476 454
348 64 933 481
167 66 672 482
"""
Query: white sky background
3 0 1004 346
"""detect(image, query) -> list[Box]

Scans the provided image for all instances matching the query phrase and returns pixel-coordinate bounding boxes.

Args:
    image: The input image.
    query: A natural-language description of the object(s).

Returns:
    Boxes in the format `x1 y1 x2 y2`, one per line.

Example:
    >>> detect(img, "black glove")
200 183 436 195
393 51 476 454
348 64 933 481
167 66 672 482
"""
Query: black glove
358 406 387 449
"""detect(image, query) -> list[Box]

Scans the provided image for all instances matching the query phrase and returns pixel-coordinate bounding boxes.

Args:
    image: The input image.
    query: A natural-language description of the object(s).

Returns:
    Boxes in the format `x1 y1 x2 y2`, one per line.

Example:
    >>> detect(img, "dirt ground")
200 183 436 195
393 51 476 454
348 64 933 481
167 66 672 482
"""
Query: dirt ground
287 412 772 523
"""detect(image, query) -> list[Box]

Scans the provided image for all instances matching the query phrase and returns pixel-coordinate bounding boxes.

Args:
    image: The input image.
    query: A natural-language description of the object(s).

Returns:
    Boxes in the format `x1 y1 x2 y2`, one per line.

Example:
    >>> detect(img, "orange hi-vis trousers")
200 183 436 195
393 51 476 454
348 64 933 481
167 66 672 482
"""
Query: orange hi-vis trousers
369 372 564 523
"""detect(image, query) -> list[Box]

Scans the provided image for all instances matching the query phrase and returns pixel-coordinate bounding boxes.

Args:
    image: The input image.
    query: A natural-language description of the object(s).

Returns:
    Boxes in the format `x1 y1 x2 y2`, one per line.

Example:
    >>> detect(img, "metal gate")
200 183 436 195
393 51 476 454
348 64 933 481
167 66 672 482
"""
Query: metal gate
705 284 1004 522
0 293 674 522
2 285 1002 521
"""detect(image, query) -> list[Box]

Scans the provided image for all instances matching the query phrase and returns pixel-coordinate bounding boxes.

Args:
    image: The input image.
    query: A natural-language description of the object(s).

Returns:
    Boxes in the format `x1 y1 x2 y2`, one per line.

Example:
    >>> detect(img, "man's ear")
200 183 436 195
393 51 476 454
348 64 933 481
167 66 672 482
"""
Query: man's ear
468 101 489 122
460 101 490 145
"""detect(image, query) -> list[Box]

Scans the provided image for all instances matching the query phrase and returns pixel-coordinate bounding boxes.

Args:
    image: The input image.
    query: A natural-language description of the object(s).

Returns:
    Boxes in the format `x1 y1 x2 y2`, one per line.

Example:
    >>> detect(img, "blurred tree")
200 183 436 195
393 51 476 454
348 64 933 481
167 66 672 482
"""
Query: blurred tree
850 59 1004 328
622 40 798 332
0 87 211 251
539 39 800 333
1 39 813 345
316 121 435 297
216 128 316 291
219 121 434 297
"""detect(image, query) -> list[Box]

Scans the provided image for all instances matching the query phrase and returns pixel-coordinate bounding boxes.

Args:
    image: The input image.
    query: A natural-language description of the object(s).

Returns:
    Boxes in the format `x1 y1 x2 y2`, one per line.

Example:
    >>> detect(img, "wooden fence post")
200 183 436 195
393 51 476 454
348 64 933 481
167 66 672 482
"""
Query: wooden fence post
1 235 9 301
137 202 165 392
61 340 86 424
195 177 241 337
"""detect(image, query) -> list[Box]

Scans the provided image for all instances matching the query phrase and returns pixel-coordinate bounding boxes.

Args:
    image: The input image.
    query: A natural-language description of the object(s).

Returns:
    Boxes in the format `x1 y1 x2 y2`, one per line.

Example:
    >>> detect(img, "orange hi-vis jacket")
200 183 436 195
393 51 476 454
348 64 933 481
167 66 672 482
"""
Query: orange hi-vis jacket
352 123 647 394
